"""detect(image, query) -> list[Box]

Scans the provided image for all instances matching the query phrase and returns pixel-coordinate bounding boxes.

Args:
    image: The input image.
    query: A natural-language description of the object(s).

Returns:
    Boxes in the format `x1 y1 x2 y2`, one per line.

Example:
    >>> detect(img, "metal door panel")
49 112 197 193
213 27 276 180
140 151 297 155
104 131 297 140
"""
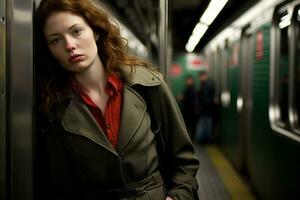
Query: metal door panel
7 0 34 199
239 28 253 173
0 0 7 199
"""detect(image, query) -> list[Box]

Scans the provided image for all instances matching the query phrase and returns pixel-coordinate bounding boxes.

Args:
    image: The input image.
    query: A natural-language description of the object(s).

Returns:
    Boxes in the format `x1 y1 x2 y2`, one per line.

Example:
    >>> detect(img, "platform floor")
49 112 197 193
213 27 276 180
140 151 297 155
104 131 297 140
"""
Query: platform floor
194 143 256 200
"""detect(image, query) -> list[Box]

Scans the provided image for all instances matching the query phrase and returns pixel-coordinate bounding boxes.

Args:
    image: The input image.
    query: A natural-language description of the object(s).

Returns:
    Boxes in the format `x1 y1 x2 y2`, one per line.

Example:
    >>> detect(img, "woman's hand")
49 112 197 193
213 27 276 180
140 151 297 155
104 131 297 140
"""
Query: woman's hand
166 197 174 200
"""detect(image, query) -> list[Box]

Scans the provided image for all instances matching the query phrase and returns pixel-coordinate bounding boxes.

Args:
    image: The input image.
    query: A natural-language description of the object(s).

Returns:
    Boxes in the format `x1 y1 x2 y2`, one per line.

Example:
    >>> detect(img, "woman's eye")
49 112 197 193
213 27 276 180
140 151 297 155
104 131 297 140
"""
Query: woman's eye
73 29 83 36
49 38 60 45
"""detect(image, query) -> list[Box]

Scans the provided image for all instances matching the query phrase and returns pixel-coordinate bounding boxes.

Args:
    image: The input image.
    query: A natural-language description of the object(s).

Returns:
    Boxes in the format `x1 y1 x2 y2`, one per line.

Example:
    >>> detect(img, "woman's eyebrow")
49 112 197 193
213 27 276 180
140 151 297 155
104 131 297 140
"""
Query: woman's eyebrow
68 23 83 30
46 23 83 38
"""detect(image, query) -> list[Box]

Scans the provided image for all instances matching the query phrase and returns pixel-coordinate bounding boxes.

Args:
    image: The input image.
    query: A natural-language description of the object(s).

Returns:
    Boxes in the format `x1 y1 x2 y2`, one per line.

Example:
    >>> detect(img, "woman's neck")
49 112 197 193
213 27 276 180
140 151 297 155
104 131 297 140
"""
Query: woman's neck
73 56 107 95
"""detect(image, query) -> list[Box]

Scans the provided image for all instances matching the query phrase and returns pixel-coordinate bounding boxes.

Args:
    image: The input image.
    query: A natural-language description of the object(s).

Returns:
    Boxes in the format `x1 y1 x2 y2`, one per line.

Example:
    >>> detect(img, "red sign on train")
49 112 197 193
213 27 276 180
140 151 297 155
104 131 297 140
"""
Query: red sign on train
256 31 263 60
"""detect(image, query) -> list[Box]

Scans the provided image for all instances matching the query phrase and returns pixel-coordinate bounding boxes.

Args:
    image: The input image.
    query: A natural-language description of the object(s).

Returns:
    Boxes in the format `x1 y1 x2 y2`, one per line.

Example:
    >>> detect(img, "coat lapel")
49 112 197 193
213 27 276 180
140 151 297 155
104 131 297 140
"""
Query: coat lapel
61 95 117 155
59 66 161 156
117 86 147 153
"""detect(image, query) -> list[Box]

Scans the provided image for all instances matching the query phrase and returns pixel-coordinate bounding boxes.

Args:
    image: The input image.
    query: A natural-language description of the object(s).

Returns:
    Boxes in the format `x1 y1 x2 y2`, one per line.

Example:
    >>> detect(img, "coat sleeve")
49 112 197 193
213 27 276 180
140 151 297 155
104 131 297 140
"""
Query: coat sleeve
155 79 199 200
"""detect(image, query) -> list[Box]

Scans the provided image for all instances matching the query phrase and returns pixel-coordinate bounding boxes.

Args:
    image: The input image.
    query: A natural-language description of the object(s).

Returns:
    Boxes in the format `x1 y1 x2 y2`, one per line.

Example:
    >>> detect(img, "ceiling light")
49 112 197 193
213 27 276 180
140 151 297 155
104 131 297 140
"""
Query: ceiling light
200 0 229 25
185 23 208 52
185 0 229 52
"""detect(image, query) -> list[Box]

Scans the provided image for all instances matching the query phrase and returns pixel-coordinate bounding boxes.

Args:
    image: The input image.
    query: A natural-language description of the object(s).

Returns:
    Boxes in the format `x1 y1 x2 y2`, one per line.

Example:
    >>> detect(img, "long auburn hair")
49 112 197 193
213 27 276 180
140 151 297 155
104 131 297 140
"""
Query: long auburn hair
35 0 150 112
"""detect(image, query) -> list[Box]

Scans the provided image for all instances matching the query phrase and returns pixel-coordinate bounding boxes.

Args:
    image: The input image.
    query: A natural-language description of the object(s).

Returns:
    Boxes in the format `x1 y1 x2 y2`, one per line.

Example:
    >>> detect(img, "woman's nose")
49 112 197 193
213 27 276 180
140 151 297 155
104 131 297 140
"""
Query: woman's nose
65 36 76 52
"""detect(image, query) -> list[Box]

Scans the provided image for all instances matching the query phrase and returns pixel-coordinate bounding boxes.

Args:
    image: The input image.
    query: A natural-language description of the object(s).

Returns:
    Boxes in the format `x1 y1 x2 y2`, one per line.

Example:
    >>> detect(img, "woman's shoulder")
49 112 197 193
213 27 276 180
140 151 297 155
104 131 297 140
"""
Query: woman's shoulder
120 65 163 87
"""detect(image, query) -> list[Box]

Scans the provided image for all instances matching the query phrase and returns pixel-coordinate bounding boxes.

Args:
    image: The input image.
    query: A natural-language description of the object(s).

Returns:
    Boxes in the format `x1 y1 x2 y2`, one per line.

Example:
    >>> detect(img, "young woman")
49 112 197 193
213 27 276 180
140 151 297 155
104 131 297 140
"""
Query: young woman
35 0 199 199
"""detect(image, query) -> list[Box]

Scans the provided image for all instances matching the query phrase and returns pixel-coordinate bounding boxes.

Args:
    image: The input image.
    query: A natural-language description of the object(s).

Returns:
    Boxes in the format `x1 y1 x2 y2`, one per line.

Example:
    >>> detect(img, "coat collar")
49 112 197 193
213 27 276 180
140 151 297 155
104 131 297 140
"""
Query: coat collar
61 86 148 155
119 65 162 87
59 65 162 102
59 66 161 155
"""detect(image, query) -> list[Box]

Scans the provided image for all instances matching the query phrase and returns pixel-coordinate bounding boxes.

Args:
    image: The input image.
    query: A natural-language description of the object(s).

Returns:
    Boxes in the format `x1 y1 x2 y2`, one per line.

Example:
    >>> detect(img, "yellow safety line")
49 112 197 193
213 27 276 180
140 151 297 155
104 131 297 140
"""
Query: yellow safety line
205 145 256 200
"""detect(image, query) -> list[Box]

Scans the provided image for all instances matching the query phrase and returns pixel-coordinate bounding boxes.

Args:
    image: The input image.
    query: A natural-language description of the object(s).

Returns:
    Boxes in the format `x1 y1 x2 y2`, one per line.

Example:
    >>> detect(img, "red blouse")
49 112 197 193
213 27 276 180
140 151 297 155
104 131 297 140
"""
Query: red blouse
71 74 123 148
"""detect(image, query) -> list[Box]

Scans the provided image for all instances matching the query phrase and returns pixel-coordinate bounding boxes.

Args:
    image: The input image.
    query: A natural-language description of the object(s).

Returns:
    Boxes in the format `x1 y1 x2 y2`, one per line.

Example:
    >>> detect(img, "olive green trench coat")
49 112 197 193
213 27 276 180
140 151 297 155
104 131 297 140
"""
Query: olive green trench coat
38 66 199 200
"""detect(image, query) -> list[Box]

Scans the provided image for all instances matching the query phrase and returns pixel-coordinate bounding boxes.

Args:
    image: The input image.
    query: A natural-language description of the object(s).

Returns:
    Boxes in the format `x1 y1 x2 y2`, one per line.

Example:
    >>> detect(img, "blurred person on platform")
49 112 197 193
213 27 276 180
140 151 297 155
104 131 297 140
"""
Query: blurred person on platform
195 71 215 143
182 75 197 138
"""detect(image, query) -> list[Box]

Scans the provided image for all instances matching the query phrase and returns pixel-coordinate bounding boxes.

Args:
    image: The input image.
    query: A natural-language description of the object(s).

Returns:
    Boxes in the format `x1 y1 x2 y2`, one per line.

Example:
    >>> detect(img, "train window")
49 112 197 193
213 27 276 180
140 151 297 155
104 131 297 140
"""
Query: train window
277 10 290 127
293 6 300 131
270 1 300 142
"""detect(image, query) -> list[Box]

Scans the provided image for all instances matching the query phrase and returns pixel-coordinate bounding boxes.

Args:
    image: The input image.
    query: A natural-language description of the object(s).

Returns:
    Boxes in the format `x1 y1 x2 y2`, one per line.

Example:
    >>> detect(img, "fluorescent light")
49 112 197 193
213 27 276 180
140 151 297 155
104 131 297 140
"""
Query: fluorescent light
185 0 229 52
185 43 195 53
279 19 291 29
185 35 201 53
200 0 229 25
185 23 208 52
193 23 209 37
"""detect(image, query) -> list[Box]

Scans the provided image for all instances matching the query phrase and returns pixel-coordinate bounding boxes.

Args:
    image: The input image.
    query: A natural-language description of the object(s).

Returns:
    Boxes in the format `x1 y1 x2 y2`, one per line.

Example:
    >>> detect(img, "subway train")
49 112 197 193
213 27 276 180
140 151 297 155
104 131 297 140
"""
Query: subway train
170 0 300 199
201 0 300 199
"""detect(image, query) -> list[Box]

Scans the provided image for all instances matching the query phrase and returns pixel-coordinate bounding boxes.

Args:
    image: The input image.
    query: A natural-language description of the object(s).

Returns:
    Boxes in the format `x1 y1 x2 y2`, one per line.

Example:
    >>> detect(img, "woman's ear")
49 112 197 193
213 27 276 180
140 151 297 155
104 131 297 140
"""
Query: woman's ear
94 33 99 41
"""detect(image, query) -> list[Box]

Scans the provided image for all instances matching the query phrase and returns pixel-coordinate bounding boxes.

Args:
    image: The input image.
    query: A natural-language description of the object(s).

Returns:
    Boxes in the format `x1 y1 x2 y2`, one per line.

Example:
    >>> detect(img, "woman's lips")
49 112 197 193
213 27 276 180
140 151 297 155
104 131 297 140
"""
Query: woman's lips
68 54 84 62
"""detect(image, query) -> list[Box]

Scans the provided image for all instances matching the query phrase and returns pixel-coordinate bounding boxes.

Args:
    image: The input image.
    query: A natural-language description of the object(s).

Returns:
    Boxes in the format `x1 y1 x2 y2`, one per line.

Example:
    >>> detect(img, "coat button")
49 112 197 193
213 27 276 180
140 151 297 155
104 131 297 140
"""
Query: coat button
106 124 111 129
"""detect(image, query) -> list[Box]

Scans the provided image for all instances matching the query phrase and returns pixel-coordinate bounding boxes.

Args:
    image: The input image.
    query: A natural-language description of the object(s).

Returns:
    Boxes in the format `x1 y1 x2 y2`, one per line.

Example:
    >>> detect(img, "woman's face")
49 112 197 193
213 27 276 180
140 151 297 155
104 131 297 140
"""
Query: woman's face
43 12 99 73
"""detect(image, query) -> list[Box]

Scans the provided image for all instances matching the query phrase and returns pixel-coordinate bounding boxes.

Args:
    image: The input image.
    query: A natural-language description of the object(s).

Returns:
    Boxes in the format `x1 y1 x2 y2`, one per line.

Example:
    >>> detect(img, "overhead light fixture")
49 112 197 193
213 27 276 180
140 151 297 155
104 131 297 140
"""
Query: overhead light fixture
200 0 229 25
185 0 229 52
185 23 208 52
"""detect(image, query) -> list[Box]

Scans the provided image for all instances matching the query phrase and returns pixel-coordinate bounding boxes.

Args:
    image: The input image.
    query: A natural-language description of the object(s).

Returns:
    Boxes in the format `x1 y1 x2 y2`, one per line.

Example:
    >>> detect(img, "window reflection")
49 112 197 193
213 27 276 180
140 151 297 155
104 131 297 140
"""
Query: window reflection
278 10 289 126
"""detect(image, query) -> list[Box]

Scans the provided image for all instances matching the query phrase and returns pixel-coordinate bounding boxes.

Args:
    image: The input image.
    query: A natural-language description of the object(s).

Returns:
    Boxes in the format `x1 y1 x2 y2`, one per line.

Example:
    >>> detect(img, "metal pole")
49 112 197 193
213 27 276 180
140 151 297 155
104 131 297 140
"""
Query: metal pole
159 0 168 79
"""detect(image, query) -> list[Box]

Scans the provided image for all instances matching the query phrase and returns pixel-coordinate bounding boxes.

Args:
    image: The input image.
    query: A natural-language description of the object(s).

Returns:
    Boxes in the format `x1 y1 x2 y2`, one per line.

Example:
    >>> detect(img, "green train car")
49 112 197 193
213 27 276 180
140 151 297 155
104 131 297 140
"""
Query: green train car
203 0 300 199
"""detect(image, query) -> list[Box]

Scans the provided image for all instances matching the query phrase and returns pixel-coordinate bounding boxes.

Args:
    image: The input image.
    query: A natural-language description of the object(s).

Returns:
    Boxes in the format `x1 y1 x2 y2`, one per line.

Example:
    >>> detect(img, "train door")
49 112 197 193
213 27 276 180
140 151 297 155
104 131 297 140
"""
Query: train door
238 26 253 174
219 40 241 165
1 0 35 199
0 0 7 199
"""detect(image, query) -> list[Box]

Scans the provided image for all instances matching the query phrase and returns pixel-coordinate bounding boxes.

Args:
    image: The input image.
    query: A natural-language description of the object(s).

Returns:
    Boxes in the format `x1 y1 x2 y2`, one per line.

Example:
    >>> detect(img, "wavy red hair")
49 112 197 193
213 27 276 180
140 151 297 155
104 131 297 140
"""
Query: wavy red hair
35 0 150 112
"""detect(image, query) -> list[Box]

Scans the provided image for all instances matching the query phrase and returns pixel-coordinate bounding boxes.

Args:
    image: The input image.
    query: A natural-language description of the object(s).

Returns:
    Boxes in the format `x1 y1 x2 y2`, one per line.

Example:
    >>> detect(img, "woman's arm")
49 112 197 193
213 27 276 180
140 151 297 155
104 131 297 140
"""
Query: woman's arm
155 79 199 200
